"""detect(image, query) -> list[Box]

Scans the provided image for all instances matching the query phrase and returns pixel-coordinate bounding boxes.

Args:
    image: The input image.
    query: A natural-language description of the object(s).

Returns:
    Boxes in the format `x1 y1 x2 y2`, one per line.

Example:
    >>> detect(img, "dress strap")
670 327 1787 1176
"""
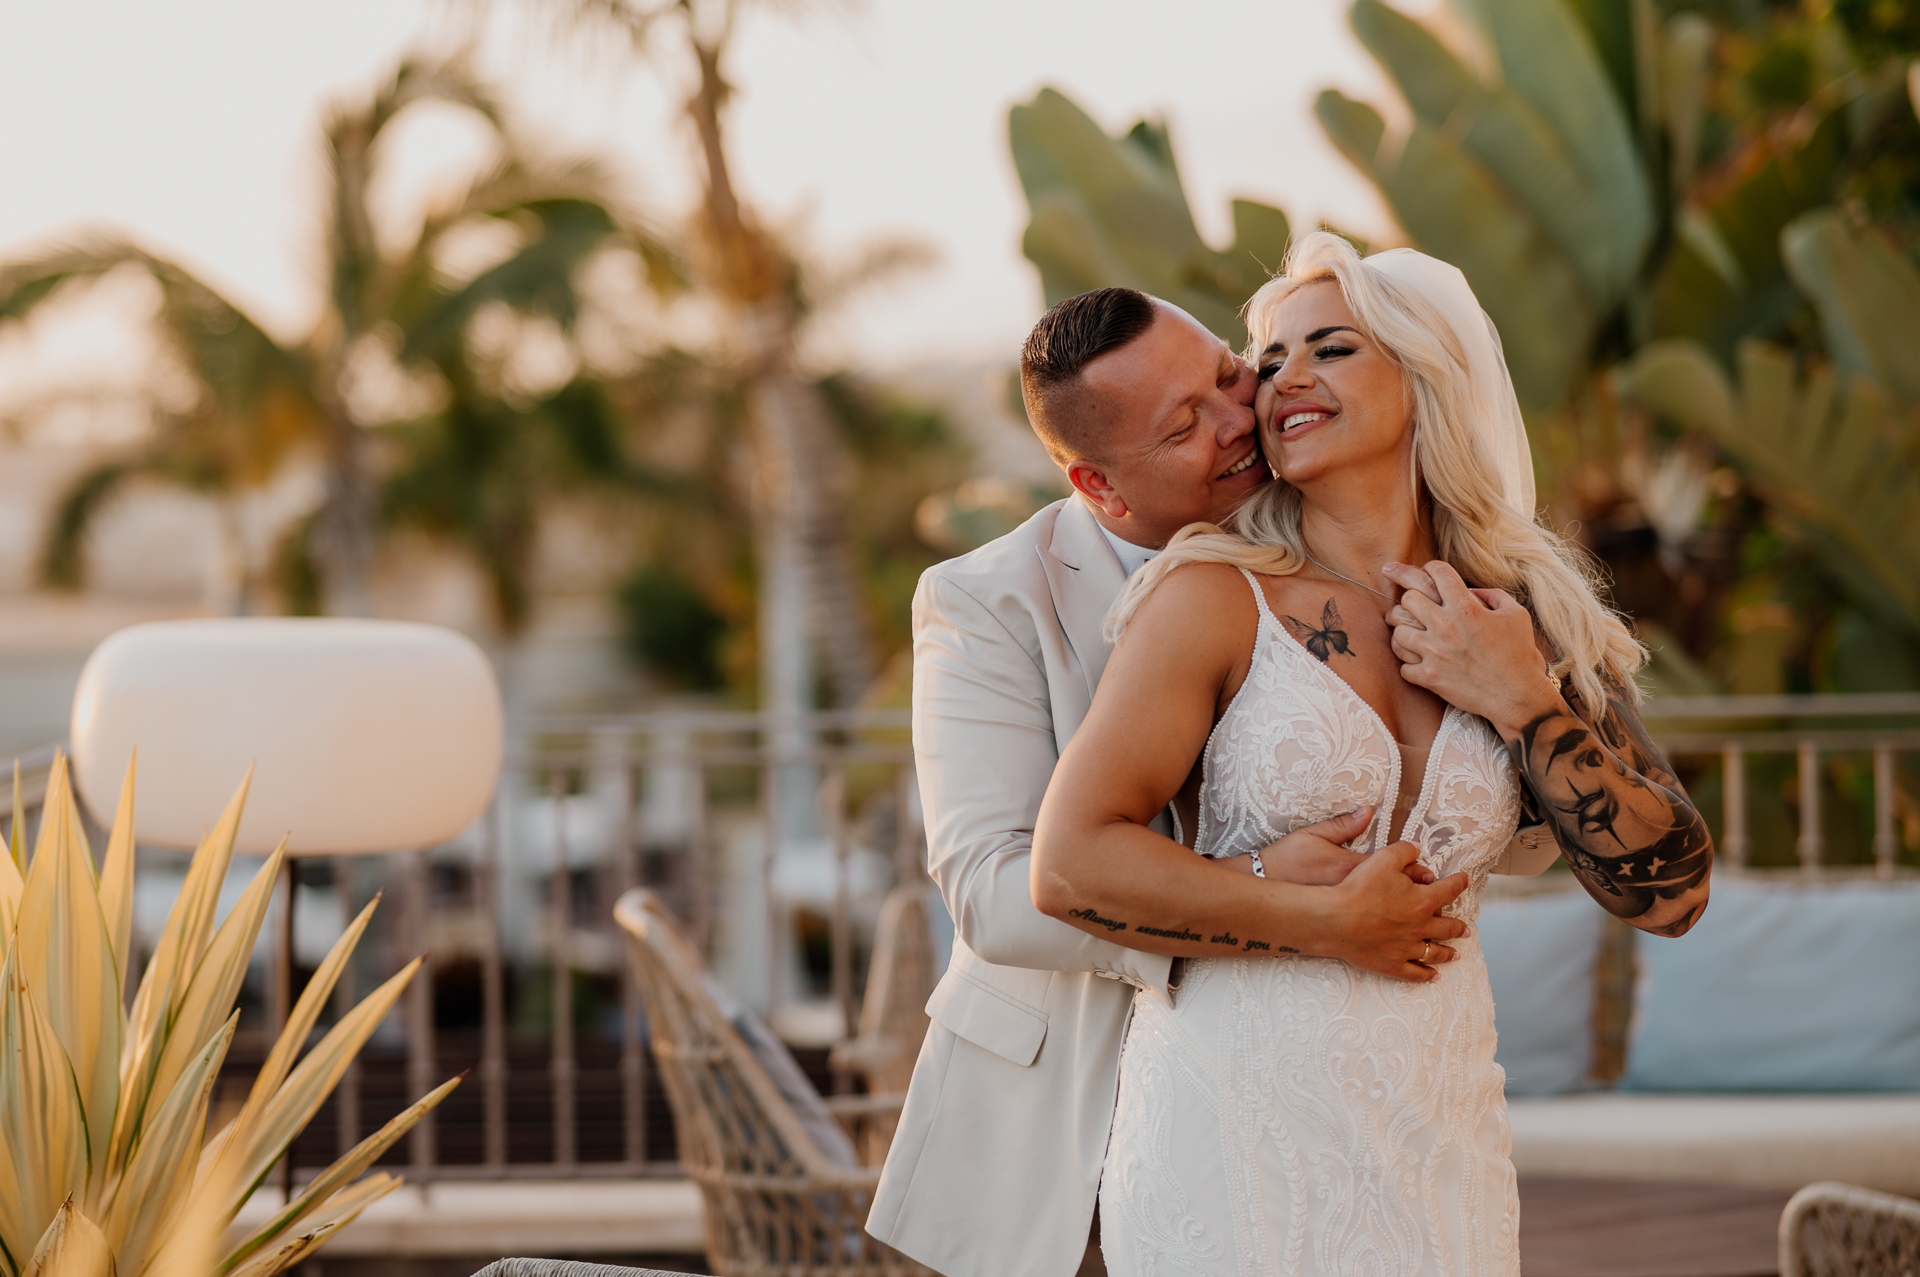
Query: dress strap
1234 567 1279 629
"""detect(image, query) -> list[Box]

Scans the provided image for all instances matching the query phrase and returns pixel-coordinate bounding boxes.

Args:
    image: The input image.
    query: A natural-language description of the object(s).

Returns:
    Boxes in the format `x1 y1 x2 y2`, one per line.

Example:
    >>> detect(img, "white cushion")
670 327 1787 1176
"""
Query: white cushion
71 618 501 855
1508 1092 1920 1194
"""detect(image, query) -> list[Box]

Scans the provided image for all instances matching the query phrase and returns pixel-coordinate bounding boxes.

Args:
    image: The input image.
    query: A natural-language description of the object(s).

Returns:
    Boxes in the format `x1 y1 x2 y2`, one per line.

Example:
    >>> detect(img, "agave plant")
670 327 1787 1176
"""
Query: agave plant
0 755 458 1277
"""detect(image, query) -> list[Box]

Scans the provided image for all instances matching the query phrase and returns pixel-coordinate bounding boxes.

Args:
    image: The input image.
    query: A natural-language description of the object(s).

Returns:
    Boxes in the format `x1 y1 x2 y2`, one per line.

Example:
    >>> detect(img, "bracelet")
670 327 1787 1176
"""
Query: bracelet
1249 848 1266 879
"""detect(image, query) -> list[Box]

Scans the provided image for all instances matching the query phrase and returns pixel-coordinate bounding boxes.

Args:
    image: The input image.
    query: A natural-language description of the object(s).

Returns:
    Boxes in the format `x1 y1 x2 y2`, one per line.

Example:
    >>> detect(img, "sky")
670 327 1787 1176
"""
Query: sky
0 0 1422 375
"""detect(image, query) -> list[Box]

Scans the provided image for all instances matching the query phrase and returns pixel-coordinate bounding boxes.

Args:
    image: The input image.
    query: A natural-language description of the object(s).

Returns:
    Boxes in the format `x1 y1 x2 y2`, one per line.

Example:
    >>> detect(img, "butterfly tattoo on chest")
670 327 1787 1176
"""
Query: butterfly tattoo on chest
1282 599 1355 663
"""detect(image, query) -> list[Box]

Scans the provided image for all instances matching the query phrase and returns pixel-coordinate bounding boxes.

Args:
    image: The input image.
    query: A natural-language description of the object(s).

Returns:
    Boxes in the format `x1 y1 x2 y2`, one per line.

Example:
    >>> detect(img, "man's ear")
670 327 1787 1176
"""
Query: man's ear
1065 458 1128 519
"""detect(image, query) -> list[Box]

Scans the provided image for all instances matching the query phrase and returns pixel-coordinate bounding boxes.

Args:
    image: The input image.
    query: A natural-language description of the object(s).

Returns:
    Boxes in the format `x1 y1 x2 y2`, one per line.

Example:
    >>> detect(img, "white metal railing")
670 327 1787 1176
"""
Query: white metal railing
11 694 1919 1184
1642 694 1920 878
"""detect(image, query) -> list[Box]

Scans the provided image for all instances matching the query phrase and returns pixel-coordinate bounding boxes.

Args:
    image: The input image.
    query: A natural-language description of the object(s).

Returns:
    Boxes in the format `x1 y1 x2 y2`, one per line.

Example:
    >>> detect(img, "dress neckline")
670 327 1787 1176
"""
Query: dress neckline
1238 569 1461 849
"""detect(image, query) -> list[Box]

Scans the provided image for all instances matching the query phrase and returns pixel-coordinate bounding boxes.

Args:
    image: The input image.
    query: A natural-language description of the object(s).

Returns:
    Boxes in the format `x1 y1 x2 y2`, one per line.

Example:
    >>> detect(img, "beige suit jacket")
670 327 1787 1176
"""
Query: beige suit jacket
866 498 1169 1277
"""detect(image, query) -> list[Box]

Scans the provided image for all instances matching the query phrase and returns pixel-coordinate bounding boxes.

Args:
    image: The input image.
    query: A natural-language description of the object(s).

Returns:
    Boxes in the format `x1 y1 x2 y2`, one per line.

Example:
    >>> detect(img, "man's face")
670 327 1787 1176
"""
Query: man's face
1066 302 1266 548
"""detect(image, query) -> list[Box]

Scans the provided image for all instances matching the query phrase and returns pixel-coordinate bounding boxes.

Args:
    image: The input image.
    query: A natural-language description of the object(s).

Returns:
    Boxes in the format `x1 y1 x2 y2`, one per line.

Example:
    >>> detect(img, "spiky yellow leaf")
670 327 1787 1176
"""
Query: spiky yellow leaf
216 958 421 1218
0 949 89 1273
112 771 252 1181
22 1200 111 1277
197 896 380 1196
220 1074 459 1271
102 1014 234 1277
95 757 137 990
10 761 23 870
16 760 122 1191
221 1175 398 1277
138 844 283 1151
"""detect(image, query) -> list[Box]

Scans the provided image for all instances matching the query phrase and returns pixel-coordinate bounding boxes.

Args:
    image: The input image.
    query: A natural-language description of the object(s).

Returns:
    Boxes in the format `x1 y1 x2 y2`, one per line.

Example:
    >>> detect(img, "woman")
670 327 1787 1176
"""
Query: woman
1030 233 1712 1275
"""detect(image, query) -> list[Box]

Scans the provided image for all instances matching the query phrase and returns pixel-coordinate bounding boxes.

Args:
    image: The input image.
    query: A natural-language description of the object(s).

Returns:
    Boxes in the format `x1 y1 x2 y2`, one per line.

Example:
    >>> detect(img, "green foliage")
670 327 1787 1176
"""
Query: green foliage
1318 0 1653 411
1008 88 1291 348
615 565 729 690
1616 334 1920 638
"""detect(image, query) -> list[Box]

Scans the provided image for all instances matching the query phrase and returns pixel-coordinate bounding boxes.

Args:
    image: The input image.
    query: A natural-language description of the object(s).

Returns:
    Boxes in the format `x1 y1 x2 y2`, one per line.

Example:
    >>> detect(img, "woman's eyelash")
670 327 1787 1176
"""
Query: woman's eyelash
1258 345 1357 382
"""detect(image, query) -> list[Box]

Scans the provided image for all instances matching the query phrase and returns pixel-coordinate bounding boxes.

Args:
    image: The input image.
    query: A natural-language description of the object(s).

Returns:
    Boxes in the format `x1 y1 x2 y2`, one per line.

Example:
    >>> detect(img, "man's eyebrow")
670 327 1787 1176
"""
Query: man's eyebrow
1261 325 1361 357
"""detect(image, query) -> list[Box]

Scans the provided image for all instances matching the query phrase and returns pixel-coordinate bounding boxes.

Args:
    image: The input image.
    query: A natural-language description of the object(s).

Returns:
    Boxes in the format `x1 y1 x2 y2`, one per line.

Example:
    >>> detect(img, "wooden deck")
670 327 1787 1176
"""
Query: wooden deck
1521 1178 1794 1277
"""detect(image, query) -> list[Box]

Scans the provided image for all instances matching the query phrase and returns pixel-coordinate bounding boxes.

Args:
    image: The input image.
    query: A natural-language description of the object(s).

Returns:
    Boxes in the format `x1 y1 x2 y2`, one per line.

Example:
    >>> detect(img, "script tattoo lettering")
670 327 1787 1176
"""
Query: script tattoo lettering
1210 932 1238 946
1282 599 1355 664
1067 907 1128 933
1134 924 1202 941
1509 677 1712 934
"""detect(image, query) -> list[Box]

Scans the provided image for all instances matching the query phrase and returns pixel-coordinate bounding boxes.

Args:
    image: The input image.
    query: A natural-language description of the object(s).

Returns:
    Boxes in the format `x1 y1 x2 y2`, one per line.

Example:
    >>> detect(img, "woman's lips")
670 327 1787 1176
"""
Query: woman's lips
1276 409 1335 439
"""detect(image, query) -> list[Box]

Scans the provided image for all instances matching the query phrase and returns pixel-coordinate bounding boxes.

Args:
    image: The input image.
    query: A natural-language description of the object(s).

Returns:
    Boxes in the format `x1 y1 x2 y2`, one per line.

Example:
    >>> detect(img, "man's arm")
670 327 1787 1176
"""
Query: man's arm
913 570 1174 983
1385 561 1712 937
1510 678 1712 935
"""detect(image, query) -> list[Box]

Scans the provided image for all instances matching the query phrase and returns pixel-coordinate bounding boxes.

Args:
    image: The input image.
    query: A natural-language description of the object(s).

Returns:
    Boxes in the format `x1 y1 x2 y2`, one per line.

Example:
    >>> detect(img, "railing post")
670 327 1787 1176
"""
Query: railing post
549 770 576 1171
333 855 359 1163
1797 740 1823 878
825 764 854 1047
615 753 646 1167
1874 744 1899 880
408 847 436 1186
276 855 296 1197
1721 744 1747 870
480 793 507 1170
687 758 711 956
760 753 782 1022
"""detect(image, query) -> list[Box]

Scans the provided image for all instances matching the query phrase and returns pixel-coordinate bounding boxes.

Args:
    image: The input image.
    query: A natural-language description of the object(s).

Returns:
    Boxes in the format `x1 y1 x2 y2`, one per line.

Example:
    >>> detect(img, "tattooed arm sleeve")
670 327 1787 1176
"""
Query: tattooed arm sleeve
1505 679 1712 937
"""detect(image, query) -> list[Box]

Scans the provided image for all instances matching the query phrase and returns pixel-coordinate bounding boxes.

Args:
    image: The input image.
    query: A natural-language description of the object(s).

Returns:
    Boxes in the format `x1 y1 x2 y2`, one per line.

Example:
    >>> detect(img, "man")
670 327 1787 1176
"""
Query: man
865 288 1471 1277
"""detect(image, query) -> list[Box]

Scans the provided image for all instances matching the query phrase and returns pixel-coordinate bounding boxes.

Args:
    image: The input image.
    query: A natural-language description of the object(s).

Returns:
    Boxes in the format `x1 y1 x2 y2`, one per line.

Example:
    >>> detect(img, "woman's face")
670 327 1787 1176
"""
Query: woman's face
1254 280 1414 490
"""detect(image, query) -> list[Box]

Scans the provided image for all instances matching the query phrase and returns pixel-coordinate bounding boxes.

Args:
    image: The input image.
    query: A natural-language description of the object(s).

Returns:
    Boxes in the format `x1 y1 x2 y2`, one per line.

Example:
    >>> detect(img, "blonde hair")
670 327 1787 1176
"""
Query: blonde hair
1107 232 1644 712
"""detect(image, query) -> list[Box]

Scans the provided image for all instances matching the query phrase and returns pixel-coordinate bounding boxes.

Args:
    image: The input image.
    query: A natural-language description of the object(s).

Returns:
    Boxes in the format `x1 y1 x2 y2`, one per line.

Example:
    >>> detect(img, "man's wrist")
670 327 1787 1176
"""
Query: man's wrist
1491 679 1565 741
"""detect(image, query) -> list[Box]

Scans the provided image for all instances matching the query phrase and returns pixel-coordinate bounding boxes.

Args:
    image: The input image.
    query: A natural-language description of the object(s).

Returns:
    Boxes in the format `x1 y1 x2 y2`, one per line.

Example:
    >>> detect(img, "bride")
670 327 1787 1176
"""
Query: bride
1030 233 1712 1275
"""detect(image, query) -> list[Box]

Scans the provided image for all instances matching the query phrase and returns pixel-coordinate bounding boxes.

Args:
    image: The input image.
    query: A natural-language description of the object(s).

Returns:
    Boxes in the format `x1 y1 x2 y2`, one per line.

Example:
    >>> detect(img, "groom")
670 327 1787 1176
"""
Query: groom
865 288 1472 1277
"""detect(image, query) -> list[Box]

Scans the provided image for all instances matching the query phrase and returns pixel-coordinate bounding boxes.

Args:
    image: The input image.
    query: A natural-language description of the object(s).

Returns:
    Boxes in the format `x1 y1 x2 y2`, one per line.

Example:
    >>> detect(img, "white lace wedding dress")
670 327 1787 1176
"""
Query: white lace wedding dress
1100 570 1523 1277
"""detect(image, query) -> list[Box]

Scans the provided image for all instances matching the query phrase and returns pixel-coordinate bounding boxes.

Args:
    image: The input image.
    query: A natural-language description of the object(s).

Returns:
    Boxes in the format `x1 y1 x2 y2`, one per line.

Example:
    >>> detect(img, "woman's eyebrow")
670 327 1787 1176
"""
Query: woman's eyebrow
1261 325 1361 358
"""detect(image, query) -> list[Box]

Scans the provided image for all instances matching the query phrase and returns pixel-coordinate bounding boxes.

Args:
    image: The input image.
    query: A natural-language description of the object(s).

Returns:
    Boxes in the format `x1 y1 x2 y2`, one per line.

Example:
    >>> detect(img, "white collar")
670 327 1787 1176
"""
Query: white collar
1096 521 1159 578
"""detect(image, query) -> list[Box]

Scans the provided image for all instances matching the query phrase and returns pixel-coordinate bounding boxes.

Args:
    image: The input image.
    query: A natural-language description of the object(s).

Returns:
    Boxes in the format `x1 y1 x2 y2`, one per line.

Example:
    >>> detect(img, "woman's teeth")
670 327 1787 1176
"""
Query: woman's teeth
1221 449 1261 477
1281 411 1331 433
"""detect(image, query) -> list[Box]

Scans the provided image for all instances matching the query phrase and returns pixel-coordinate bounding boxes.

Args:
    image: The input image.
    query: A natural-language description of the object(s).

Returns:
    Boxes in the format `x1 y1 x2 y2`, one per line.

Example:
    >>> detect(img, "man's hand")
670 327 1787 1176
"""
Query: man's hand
1319 841 1470 982
1380 560 1559 736
1225 807 1438 887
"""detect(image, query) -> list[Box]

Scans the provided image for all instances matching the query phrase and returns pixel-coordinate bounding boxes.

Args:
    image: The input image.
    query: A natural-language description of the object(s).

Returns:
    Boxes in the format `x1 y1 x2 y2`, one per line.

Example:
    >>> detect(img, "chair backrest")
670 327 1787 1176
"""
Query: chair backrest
614 888 853 1179
850 887 938 1094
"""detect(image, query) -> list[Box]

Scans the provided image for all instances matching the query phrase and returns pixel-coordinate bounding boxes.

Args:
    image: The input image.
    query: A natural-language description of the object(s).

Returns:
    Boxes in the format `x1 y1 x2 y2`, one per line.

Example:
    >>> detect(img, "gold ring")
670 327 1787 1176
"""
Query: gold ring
1420 941 1433 964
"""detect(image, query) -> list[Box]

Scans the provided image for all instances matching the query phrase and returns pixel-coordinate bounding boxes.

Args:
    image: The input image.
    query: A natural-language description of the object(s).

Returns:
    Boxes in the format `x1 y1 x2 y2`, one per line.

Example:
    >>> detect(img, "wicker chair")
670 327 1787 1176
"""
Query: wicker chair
614 889 934 1277
1780 1181 1920 1276
830 886 937 1088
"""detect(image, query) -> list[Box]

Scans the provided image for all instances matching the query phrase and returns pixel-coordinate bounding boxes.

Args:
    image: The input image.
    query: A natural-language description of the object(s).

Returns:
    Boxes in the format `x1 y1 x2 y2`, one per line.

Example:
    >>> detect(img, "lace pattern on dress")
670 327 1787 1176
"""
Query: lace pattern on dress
1100 568 1522 1277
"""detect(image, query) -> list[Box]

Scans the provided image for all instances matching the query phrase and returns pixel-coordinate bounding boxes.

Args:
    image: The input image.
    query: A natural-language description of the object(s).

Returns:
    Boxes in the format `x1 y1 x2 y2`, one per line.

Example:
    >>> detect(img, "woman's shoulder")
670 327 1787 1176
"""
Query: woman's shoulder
1123 561 1261 644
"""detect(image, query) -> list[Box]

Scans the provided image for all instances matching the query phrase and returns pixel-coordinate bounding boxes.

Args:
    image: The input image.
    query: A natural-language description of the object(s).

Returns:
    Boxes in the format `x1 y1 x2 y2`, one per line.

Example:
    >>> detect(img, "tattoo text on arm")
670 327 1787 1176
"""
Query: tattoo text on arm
1067 907 1299 953
1509 679 1712 935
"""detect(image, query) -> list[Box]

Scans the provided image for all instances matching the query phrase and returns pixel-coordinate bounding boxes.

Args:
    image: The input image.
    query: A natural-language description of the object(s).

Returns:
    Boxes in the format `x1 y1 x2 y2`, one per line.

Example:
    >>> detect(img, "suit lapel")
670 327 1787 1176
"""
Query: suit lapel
1037 497 1129 709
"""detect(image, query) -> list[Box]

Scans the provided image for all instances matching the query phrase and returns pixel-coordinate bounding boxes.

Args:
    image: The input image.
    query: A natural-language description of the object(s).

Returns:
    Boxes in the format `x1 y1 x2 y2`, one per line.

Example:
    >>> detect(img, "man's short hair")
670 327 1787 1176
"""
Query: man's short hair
1020 287 1157 465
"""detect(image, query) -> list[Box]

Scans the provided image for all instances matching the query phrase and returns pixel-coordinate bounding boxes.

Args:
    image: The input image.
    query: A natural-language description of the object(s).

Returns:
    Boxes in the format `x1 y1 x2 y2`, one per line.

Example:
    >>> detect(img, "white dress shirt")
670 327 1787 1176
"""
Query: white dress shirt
1097 520 1159 578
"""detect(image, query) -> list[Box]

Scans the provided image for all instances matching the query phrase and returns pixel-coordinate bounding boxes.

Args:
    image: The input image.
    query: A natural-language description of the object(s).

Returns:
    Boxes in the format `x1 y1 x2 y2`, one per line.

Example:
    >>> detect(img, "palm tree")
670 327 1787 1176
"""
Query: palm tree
523 0 882 730
0 241 325 614
0 56 660 626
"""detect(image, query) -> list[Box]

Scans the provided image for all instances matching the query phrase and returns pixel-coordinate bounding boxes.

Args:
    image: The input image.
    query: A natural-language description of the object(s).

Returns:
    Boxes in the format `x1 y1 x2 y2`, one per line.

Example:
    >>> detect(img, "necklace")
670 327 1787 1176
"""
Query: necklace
1303 550 1395 601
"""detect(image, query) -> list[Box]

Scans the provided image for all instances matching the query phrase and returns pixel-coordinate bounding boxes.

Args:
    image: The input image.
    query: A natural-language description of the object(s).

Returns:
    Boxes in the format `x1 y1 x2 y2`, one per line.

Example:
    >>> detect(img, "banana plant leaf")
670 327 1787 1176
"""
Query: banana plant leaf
1782 207 1920 410
1009 87 1291 349
1617 337 1920 633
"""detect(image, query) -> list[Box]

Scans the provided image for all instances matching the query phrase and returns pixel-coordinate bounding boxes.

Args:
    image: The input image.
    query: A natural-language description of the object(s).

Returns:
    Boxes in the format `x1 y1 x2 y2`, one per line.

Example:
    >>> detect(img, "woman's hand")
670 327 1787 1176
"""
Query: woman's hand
1227 805 1438 888
1380 560 1559 736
